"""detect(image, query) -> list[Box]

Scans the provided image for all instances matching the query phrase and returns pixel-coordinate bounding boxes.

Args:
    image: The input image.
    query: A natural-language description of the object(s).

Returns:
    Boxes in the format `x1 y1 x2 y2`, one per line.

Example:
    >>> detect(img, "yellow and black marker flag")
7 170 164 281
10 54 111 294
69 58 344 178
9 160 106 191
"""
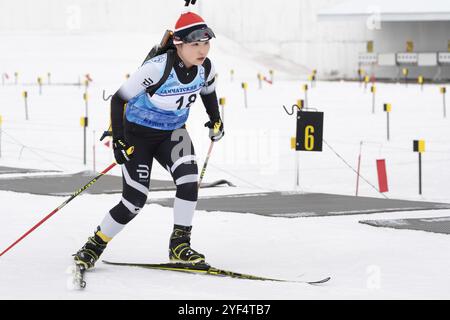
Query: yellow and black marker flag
413 140 425 153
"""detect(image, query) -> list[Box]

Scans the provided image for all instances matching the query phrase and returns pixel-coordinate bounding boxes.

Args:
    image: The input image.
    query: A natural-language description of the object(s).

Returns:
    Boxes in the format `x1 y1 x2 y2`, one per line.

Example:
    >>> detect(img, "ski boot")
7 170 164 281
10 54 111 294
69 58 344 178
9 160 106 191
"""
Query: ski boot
169 225 206 265
73 228 109 270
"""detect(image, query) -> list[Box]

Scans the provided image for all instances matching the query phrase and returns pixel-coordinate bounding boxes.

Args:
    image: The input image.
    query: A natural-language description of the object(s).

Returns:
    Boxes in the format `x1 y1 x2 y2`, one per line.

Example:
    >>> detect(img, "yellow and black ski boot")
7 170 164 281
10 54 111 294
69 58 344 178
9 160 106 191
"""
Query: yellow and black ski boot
73 228 109 270
169 225 205 265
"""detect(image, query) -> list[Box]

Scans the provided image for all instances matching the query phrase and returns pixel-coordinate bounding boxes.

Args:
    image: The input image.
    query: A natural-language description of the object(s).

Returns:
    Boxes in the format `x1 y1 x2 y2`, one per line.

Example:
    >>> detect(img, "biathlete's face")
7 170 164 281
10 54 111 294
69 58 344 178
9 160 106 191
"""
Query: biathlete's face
177 41 210 68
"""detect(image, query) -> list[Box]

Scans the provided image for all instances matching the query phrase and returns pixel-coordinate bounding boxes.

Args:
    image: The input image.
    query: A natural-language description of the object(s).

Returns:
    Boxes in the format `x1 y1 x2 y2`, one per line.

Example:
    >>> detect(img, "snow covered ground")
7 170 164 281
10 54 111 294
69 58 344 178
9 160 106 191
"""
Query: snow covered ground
0 32 450 299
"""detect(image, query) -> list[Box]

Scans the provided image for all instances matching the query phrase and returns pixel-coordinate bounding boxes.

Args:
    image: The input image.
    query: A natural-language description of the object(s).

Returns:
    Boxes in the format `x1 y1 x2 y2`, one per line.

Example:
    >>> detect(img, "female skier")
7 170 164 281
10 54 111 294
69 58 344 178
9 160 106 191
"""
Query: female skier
74 12 224 269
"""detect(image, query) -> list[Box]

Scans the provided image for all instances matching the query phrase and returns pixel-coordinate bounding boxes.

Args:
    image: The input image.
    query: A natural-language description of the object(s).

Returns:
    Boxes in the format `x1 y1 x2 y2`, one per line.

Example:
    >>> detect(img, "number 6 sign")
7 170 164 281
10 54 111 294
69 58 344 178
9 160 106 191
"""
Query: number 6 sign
296 111 324 152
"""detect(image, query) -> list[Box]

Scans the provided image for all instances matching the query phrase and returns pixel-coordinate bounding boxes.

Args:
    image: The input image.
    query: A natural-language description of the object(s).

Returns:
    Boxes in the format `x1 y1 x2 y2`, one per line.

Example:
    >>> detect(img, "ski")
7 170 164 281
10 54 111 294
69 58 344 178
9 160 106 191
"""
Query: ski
102 260 331 285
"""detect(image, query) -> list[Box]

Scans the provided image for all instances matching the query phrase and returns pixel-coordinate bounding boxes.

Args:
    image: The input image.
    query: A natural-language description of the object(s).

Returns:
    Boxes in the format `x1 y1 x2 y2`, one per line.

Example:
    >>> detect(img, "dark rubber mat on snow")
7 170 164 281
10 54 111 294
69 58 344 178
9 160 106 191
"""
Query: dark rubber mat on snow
0 166 60 175
0 171 234 196
359 216 450 235
149 192 450 218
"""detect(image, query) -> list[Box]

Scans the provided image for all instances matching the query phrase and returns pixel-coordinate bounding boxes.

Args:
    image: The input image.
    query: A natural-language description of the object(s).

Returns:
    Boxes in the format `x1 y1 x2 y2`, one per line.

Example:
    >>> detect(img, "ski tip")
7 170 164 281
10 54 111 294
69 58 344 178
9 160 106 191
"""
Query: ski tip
306 277 331 285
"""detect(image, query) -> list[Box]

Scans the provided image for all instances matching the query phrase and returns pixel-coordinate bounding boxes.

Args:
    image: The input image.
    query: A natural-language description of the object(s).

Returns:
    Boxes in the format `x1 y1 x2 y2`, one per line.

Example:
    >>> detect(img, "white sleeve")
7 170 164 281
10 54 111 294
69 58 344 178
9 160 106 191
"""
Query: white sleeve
116 53 167 101
200 60 217 96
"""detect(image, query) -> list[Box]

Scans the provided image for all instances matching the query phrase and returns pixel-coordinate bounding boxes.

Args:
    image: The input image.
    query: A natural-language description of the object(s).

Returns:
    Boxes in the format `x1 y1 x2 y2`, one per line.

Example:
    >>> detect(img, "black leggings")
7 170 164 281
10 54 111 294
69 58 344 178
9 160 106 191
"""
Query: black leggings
109 120 198 225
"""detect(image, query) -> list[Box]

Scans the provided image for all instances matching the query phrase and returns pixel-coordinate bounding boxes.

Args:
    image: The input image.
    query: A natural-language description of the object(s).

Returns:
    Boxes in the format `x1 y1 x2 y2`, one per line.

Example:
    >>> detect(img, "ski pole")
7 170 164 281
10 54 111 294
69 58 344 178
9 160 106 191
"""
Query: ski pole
0 148 133 257
198 141 214 190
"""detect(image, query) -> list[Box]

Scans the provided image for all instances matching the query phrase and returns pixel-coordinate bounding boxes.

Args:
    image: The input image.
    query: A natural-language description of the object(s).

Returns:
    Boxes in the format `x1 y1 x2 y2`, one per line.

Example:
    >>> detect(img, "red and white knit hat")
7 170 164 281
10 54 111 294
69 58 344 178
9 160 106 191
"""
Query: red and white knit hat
173 12 215 44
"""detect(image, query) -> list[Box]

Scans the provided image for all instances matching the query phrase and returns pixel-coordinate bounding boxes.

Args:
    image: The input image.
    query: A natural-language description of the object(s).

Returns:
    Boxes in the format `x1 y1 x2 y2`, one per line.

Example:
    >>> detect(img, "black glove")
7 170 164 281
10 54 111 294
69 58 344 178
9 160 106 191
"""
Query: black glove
113 138 134 164
204 119 224 142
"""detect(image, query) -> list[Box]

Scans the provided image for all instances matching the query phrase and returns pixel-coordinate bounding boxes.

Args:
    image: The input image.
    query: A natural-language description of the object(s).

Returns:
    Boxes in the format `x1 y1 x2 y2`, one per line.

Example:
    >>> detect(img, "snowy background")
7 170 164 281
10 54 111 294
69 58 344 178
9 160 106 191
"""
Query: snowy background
0 0 450 299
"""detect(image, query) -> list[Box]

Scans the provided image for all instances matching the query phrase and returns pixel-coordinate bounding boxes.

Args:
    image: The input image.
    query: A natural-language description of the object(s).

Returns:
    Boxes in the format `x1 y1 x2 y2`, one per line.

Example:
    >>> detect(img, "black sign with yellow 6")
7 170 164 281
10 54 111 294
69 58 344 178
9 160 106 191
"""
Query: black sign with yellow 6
296 111 324 152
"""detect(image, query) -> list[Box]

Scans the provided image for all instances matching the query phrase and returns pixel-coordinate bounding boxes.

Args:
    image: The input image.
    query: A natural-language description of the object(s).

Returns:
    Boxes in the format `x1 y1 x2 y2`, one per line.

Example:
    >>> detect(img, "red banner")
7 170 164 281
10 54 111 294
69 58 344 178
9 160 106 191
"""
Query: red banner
376 159 389 193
